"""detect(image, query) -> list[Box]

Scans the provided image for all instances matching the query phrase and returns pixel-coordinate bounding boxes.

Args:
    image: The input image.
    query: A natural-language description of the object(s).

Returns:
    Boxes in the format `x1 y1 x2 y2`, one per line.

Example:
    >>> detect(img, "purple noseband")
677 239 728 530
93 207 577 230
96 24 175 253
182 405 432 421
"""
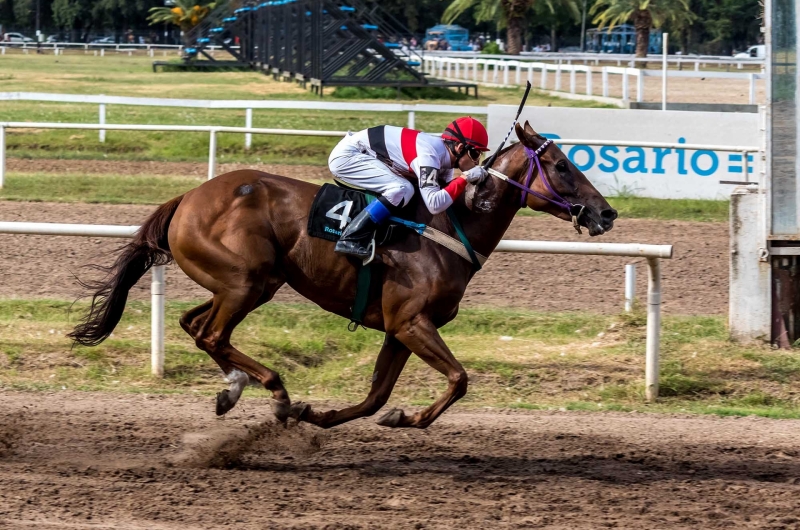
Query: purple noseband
492 139 586 232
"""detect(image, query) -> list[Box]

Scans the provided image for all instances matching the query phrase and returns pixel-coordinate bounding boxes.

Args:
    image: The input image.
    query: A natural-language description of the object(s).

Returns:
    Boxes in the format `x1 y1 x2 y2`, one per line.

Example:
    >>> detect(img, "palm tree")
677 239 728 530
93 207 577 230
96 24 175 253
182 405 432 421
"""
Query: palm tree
590 0 694 59
443 0 578 55
147 0 219 36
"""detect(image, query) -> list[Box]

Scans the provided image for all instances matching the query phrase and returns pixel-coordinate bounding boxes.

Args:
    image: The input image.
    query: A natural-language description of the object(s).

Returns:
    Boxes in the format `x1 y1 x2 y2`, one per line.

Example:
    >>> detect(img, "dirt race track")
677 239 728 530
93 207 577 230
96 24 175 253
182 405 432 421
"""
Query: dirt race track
1 391 800 529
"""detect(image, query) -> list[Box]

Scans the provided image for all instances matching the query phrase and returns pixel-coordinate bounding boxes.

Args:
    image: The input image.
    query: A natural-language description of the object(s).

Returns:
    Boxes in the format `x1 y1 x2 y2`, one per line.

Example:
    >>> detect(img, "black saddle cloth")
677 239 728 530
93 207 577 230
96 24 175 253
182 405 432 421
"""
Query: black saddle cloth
308 183 398 245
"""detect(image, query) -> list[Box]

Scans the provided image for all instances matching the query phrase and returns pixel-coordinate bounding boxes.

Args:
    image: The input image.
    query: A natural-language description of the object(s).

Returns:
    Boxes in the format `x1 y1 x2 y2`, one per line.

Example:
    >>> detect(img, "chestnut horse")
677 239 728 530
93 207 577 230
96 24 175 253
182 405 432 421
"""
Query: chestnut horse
69 122 616 429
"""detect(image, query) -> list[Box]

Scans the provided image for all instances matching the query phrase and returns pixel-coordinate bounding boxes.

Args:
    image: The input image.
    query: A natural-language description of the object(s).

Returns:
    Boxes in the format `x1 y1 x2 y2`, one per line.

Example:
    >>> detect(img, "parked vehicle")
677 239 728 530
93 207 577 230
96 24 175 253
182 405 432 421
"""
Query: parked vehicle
90 36 115 44
3 32 33 43
734 45 765 59
424 25 470 52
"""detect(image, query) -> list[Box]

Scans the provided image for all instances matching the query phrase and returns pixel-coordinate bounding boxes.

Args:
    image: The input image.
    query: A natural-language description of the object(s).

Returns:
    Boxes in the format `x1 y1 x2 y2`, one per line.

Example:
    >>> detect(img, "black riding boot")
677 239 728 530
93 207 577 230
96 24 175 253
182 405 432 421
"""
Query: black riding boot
335 199 392 258
334 208 379 258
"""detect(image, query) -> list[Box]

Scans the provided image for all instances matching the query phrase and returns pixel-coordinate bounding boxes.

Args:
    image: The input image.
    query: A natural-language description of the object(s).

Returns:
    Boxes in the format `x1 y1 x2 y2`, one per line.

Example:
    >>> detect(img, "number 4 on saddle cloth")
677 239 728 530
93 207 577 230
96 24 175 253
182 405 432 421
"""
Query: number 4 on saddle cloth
307 183 401 250
307 182 486 330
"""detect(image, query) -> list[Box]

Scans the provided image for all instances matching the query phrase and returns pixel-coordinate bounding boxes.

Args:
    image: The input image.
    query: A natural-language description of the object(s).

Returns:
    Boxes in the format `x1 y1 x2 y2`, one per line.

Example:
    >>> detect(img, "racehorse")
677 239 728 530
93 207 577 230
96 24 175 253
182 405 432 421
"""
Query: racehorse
69 122 617 429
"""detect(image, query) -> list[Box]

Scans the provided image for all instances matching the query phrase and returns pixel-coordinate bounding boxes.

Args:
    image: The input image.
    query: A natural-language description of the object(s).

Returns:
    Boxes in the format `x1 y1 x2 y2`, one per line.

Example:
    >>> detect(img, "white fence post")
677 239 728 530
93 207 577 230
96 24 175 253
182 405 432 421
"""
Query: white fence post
622 71 630 101
602 67 609 97
749 73 756 104
662 33 668 111
637 71 644 102
99 103 106 143
570 68 576 94
407 110 415 129
625 263 636 312
151 265 165 378
515 63 521 85
503 63 509 85
645 258 661 401
540 65 547 89
0 125 5 189
245 108 253 150
586 68 593 96
208 130 217 180
555 63 561 91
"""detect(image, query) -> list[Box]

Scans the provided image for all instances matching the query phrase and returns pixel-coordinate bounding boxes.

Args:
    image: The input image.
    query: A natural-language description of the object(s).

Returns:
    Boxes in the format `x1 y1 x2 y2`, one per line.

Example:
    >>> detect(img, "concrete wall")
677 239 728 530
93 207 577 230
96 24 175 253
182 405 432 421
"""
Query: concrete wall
487 106 760 200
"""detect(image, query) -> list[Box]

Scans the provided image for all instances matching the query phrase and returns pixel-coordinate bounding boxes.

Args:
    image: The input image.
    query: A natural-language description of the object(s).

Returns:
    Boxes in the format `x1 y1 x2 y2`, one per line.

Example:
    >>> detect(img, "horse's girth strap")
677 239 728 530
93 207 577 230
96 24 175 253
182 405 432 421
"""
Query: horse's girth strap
420 226 488 267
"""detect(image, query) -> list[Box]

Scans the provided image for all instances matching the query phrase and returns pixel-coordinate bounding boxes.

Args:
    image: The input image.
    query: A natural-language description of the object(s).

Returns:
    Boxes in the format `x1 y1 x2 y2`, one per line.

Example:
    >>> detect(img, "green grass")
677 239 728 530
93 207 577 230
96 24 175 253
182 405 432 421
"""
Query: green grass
608 197 729 223
1 299 798 419
0 173 207 204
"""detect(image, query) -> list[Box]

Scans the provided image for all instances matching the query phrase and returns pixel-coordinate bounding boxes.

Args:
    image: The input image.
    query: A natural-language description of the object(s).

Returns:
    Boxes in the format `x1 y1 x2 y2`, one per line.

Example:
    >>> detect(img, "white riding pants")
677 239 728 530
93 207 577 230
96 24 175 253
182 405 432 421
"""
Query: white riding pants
328 135 415 208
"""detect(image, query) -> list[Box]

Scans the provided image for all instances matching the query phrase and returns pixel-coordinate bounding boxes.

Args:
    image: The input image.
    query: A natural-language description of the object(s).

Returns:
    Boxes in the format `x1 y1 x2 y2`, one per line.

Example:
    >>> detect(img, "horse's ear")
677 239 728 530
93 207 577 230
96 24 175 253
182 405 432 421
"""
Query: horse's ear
523 121 536 138
516 122 533 148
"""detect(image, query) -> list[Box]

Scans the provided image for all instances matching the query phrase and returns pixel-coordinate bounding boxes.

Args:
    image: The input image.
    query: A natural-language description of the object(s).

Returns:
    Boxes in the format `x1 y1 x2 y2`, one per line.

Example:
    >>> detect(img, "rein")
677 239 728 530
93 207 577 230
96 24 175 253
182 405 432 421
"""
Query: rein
487 139 586 234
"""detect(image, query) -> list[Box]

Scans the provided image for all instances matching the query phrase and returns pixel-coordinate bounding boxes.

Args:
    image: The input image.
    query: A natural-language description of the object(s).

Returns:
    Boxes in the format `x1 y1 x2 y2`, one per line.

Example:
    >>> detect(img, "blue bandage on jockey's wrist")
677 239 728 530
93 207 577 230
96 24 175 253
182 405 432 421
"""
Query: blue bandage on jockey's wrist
365 199 391 223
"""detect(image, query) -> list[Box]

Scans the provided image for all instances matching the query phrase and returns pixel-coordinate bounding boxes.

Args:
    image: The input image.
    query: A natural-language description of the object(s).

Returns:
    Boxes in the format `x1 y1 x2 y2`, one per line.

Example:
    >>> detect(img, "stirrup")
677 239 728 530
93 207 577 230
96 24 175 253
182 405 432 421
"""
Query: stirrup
362 238 376 265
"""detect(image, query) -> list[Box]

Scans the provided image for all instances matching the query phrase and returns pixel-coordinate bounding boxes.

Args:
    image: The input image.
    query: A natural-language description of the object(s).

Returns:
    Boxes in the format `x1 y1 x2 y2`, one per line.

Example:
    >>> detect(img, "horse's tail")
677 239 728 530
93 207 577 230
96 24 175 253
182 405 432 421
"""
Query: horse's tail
68 195 184 347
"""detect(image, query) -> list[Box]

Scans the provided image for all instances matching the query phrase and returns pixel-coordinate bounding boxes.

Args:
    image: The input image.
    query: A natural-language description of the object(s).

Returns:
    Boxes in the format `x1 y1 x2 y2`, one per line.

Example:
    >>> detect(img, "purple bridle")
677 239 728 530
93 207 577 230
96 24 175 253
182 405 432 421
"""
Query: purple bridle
489 139 586 233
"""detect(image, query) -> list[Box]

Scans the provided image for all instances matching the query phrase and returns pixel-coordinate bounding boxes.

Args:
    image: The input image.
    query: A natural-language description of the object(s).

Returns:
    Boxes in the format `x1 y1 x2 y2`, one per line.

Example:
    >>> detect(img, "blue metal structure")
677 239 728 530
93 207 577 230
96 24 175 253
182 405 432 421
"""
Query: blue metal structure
586 25 663 54
165 0 477 96
424 25 470 51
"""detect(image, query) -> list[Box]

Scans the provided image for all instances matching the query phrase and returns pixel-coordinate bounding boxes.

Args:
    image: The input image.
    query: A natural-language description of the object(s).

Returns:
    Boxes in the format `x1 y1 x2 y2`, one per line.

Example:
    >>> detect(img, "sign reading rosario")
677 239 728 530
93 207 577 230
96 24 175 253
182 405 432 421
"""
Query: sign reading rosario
486 106 760 200
548 136 754 177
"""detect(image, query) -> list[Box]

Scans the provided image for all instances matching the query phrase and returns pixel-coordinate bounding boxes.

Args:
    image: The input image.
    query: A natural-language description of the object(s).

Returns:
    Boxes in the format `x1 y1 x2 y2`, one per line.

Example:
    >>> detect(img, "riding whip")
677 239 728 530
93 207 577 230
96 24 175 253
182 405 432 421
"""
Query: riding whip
482 81 532 170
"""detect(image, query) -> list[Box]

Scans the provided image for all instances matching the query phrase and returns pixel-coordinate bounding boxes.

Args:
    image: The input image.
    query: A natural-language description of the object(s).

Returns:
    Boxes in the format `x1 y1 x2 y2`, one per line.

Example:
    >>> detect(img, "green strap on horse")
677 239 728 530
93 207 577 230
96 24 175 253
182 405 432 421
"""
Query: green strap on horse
446 207 482 272
349 199 480 330
349 195 377 330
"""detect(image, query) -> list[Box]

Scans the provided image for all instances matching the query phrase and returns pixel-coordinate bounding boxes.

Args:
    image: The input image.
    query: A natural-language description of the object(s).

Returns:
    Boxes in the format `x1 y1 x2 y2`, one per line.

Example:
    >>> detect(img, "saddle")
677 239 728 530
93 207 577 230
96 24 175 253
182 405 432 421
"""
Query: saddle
307 183 400 248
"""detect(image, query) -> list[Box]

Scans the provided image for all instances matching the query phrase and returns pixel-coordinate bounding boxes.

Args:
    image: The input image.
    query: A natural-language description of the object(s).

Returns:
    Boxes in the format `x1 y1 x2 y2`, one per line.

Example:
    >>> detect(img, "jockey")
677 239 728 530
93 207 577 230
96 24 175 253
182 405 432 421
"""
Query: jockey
328 116 490 258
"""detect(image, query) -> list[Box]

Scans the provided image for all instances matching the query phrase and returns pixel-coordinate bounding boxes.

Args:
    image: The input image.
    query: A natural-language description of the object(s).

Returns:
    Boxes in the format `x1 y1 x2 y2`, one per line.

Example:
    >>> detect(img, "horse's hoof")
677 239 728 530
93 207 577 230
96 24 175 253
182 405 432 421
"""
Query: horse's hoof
215 390 236 416
270 400 291 423
376 408 405 428
289 401 310 422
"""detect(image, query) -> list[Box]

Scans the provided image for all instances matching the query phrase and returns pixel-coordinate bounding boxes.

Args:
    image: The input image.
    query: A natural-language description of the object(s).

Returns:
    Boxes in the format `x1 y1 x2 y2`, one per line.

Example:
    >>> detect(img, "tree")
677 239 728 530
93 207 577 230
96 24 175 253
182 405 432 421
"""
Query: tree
590 0 694 58
53 0 96 40
12 0 33 27
147 0 218 36
443 0 578 55
526 0 581 51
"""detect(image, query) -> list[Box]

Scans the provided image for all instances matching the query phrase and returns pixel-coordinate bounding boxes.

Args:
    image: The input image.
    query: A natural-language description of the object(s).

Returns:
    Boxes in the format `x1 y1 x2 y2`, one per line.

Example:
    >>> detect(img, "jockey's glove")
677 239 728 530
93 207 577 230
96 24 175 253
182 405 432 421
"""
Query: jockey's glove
463 166 488 184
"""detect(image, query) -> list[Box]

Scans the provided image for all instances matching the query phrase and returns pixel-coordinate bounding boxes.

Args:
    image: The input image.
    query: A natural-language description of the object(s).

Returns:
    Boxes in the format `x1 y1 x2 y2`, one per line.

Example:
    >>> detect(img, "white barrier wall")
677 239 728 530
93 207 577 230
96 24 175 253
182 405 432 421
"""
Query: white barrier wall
487 105 760 200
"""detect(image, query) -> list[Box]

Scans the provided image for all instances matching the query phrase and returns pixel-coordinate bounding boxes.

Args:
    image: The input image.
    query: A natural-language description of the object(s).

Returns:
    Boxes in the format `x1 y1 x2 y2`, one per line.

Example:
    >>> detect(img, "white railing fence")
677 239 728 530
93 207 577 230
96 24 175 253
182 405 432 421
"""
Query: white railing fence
0 221 672 401
0 121 761 188
425 50 765 70
424 56 765 105
0 92 488 149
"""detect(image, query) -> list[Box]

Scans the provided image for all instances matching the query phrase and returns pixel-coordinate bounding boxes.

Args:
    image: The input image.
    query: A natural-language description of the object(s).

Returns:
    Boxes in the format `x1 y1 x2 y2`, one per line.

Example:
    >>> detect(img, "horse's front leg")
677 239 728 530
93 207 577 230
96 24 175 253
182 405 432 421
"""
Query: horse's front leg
377 315 467 429
291 335 411 429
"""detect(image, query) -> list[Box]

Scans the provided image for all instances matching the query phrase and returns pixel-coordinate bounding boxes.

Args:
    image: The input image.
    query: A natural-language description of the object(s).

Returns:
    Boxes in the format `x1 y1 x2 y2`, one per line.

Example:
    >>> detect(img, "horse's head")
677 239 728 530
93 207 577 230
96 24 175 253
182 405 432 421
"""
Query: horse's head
473 121 617 236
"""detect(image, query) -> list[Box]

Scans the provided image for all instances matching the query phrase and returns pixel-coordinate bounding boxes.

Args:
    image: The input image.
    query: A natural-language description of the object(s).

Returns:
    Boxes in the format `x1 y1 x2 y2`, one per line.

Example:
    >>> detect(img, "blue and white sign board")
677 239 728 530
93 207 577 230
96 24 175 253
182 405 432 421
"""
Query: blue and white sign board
487 106 760 200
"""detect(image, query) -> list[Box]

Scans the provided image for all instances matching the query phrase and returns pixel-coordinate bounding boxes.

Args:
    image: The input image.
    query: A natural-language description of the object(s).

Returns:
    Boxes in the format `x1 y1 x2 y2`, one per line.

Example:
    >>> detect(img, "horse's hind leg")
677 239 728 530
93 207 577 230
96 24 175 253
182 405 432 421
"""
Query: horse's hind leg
192 285 292 421
292 335 411 428
180 300 254 415
377 315 468 429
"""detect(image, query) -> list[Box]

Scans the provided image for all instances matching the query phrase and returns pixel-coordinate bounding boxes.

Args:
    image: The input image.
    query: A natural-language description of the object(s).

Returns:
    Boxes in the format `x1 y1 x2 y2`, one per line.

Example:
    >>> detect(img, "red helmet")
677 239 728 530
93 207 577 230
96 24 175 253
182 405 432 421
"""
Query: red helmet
442 116 490 151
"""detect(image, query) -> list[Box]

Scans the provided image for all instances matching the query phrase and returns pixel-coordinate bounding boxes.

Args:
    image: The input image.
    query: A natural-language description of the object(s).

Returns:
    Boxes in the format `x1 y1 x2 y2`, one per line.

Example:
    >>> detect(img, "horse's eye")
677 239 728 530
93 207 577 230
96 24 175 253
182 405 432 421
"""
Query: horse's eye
556 160 568 172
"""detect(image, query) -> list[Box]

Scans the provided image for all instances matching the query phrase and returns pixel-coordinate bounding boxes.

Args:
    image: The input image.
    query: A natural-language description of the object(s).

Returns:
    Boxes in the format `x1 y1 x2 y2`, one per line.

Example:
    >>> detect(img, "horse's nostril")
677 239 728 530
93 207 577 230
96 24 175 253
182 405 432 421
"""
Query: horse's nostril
601 208 618 222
